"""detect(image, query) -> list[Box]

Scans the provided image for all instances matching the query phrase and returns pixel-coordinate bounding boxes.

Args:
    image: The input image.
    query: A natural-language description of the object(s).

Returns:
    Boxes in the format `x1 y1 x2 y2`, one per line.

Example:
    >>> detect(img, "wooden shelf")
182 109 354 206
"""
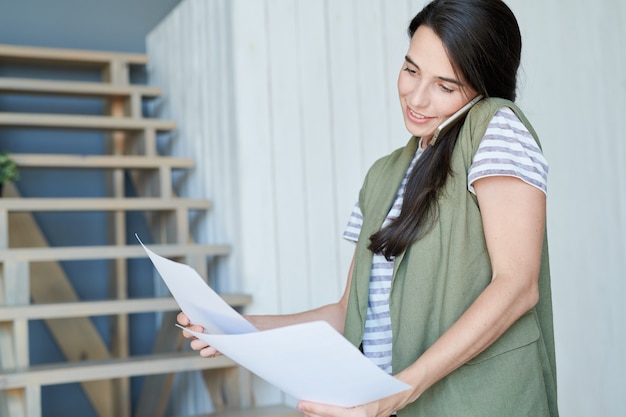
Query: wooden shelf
0 44 148 66
9 153 194 169
0 295 252 321
0 243 231 262
0 352 236 390
0 197 212 211
0 77 161 98
0 112 175 131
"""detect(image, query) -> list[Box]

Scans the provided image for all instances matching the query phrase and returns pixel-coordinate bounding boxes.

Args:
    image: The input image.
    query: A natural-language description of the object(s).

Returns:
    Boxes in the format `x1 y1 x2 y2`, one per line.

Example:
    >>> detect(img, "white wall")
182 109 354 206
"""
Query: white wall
509 2 626 416
147 0 625 414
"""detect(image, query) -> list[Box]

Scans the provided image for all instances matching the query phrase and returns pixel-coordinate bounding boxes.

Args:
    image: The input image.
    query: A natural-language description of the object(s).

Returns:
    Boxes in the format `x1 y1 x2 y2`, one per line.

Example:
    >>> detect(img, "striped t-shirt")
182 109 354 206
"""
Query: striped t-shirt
342 107 548 374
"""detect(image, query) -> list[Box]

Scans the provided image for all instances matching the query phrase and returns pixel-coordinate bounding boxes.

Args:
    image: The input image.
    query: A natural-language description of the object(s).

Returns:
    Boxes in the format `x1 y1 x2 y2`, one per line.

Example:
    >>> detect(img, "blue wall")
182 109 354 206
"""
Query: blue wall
0 0 180 52
0 1 182 416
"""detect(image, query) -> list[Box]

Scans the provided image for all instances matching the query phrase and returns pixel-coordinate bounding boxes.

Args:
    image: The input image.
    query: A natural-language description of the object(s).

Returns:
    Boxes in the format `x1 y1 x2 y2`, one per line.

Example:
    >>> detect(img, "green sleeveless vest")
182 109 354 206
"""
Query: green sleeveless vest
344 98 558 416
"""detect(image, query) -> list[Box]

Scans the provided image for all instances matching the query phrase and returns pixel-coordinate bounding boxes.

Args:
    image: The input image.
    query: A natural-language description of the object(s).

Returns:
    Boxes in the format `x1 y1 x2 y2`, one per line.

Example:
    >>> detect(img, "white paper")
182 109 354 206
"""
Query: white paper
180 322 410 407
138 235 257 334
138 236 411 407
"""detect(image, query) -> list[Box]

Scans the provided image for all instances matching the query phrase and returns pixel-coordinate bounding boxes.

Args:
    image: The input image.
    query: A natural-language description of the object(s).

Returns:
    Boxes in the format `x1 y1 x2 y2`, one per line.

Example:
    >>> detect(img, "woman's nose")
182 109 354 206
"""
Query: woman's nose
407 82 430 108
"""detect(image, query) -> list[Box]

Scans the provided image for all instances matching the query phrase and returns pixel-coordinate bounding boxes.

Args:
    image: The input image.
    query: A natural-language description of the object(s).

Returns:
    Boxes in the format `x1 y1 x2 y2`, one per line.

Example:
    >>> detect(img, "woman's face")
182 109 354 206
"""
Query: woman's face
398 25 478 145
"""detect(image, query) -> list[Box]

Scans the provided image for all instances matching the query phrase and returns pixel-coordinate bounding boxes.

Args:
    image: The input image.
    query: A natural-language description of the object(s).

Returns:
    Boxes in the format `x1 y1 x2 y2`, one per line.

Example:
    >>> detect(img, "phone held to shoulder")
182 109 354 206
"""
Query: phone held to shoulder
430 95 484 146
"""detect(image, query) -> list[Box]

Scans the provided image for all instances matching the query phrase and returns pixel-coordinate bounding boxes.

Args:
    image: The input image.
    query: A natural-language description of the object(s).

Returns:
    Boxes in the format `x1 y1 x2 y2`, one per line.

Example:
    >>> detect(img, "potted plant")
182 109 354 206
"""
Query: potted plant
0 151 19 196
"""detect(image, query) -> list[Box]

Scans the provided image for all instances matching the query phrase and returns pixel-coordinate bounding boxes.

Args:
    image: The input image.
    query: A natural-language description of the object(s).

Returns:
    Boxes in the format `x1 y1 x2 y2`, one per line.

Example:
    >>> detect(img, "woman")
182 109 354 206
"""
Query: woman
179 0 559 415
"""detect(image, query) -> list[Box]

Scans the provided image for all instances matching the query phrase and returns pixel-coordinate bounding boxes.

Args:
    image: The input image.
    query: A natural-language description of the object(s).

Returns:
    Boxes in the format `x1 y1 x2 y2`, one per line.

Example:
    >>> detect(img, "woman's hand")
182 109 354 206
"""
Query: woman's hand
296 400 386 417
296 377 417 417
176 312 222 358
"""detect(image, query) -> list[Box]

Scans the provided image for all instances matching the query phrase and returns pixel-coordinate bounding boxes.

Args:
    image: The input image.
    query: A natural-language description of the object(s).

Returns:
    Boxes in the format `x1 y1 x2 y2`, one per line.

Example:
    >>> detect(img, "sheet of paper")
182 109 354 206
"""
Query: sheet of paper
138 236 257 334
180 322 410 408
138 236 411 407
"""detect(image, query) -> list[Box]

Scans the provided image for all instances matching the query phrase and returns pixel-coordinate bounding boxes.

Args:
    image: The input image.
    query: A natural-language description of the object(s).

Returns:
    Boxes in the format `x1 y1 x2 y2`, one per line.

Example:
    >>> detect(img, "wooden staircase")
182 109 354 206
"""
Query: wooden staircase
0 44 299 417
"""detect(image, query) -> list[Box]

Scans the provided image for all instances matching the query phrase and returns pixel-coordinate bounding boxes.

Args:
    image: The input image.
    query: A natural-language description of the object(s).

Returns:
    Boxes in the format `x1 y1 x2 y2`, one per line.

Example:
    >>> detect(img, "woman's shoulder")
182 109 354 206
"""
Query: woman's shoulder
366 136 419 177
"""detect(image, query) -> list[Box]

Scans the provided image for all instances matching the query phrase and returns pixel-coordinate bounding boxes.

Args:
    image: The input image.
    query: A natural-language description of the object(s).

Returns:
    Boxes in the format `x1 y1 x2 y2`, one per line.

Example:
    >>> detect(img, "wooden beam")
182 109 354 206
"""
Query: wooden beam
0 353 237 389
0 44 148 66
0 294 252 321
0 112 175 131
0 198 212 211
0 77 161 98
0 243 231 262
10 154 193 169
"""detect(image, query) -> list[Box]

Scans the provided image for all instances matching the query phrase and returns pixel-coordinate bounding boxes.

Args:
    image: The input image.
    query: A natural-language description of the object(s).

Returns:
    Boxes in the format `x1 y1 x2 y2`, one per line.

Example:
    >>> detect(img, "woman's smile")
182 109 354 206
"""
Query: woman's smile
406 107 435 124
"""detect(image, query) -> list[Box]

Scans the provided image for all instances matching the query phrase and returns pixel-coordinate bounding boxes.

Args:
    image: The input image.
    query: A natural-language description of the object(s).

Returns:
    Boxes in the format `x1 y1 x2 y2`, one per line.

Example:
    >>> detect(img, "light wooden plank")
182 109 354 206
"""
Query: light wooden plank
108 102 131 417
159 165 173 199
0 323 17 369
9 154 194 169
0 197 212 211
104 58 130 86
229 0 281 316
143 127 158 156
24 385 41 417
266 1 310 316
325 0 370 284
0 112 175 131
223 0 288 403
296 1 344 307
0 208 6 249
0 243 231 262
0 295 252 321
0 77 161 98
0 44 148 66
0 353 237 389
2 262 30 367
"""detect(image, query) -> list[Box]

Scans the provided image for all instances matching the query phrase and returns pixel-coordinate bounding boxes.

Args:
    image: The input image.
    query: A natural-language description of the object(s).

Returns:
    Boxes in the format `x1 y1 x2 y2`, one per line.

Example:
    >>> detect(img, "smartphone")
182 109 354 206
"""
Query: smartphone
430 94 483 146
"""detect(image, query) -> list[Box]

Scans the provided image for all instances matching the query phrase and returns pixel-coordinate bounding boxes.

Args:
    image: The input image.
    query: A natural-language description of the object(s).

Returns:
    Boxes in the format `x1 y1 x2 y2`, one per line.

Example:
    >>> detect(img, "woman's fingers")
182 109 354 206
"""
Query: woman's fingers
177 311 222 357
177 311 190 326
200 345 222 358
181 324 205 339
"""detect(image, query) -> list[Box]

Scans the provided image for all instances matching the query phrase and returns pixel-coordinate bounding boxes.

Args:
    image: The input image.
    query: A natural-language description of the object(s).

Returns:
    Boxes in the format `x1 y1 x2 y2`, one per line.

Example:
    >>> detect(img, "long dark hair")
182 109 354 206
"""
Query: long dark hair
368 0 522 260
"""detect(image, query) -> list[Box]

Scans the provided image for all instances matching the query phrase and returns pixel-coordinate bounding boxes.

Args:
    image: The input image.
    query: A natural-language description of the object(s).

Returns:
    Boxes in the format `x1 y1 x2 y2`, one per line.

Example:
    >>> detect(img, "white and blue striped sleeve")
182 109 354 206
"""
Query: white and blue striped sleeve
343 202 363 243
468 107 548 195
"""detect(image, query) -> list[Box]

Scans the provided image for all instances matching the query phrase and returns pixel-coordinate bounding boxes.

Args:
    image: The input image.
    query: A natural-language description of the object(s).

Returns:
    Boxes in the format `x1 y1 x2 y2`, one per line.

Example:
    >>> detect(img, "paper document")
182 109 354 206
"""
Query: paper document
138 236 411 407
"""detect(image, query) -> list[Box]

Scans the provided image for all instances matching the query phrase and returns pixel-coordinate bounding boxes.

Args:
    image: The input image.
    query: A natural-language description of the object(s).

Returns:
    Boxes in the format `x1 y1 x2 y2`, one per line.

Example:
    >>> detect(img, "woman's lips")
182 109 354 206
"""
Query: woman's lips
407 107 434 124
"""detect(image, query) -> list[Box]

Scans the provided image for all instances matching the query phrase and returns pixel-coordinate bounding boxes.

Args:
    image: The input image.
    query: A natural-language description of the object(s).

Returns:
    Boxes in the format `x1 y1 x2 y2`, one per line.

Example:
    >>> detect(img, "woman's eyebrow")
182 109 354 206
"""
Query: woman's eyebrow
404 55 462 86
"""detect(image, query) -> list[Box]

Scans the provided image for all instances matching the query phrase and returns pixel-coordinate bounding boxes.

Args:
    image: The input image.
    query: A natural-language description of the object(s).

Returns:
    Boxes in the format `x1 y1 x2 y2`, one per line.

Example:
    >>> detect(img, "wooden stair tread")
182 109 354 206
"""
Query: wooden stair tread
0 295 252 321
193 405 302 417
0 112 175 131
0 352 236 389
0 197 212 211
0 43 148 66
0 77 161 97
0 243 231 262
10 153 194 169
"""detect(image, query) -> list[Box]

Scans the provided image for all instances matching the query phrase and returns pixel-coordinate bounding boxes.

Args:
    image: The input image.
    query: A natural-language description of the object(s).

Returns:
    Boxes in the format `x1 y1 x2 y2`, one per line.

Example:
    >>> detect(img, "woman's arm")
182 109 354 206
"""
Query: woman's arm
297 175 546 416
397 175 545 397
178 249 356 356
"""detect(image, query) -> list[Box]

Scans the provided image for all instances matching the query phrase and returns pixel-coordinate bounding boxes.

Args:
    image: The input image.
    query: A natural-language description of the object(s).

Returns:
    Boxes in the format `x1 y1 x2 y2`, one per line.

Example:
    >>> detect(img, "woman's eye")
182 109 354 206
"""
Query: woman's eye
403 67 416 74
440 85 454 93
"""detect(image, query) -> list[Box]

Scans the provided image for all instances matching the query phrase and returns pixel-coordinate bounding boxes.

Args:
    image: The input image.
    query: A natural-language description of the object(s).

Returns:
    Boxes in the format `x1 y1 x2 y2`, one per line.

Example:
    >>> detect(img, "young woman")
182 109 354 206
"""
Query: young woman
179 1 559 415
